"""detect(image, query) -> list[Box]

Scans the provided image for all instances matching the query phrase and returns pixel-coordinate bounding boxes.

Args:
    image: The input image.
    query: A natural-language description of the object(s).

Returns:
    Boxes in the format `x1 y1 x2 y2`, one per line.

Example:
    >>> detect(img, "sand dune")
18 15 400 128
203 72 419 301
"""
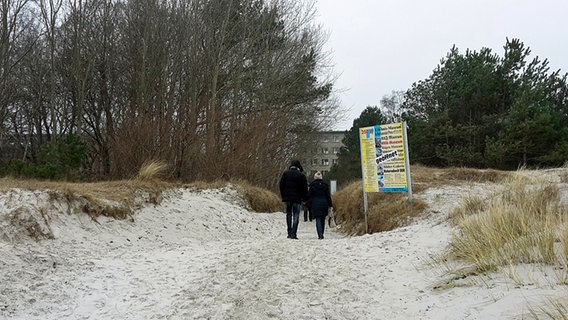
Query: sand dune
1 172 567 319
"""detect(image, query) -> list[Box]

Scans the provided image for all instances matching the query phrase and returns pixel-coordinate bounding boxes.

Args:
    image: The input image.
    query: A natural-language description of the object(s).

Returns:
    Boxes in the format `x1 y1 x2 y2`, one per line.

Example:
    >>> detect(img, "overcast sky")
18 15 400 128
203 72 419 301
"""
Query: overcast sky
314 0 568 130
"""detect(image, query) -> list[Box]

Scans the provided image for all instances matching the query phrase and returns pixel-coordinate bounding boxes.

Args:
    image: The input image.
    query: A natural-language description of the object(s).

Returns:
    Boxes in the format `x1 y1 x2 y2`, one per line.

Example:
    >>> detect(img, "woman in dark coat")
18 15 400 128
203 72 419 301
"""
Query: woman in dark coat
308 171 333 239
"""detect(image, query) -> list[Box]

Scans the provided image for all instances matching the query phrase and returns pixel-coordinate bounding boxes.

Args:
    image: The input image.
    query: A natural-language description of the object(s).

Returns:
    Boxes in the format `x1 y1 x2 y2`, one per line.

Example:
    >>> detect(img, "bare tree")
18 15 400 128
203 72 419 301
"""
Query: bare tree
0 0 36 160
1 0 340 189
38 0 63 141
380 90 406 123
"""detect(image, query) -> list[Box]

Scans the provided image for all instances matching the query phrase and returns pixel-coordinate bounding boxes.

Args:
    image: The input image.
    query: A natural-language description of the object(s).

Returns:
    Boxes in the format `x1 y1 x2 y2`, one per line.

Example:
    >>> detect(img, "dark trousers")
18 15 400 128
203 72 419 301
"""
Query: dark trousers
315 216 326 239
285 202 301 238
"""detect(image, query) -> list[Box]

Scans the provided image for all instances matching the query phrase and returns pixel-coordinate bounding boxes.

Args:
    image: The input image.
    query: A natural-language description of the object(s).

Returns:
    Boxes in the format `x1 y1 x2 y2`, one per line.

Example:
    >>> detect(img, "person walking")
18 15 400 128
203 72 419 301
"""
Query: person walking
279 160 308 239
308 171 333 240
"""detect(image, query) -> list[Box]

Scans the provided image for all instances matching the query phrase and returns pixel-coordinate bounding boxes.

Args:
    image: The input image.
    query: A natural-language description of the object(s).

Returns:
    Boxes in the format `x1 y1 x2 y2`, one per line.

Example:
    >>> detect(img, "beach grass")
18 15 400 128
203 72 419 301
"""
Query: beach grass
447 169 568 276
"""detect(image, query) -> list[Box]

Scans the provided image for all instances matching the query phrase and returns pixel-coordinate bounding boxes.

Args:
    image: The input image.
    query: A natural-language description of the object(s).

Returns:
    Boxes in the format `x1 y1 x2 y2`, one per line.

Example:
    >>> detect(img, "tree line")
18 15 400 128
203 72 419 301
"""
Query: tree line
331 39 568 185
0 0 339 189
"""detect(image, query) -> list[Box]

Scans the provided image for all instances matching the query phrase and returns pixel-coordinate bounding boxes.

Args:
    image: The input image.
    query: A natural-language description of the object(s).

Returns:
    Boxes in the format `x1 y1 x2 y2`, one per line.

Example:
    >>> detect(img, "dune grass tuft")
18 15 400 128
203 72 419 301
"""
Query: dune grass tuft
448 194 486 224
137 160 169 181
530 295 568 320
447 170 568 275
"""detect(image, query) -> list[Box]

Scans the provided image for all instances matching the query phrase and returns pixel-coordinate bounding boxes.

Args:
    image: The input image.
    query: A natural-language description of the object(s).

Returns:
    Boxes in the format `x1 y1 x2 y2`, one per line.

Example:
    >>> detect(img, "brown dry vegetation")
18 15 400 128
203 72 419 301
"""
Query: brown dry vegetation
236 181 283 213
331 165 511 235
446 170 568 274
410 164 510 193
0 164 513 235
5 163 568 317
332 181 426 235
0 161 283 220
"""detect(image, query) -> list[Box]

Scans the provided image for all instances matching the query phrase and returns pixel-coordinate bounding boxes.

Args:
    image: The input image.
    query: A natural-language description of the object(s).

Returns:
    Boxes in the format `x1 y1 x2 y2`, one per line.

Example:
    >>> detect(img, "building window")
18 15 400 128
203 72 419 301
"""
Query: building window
322 147 329 154
312 158 318 165
333 135 340 142
332 159 338 165
332 147 339 154
322 159 329 166
322 136 329 142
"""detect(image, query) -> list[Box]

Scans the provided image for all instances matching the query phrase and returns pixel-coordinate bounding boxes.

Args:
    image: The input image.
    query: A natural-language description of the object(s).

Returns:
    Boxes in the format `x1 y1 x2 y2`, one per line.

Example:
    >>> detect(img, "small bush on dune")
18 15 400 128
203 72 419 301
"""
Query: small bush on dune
238 181 282 213
332 180 426 235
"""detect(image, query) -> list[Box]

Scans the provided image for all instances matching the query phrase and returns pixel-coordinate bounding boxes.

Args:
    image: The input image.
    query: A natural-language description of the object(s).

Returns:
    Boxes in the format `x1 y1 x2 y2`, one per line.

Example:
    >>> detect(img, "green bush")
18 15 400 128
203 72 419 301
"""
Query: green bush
4 134 87 180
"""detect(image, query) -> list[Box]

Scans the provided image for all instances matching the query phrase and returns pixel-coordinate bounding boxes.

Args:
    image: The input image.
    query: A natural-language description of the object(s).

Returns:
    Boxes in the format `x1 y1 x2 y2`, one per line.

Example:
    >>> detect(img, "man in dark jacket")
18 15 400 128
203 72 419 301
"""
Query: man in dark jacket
279 160 308 239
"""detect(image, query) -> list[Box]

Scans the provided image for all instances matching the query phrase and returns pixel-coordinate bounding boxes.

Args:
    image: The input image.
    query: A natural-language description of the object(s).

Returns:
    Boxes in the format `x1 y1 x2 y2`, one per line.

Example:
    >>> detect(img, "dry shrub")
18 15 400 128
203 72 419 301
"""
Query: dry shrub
449 170 567 274
237 180 282 213
332 180 426 235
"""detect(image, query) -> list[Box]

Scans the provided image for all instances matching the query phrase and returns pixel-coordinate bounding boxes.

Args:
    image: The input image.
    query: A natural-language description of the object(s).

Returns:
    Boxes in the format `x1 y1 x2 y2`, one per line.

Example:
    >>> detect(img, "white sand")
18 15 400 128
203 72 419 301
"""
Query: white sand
1 172 567 320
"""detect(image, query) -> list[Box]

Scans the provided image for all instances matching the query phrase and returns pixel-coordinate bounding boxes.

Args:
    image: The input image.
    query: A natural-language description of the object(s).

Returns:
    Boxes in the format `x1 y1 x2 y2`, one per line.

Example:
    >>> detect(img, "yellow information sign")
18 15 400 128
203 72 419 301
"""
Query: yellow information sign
359 122 410 193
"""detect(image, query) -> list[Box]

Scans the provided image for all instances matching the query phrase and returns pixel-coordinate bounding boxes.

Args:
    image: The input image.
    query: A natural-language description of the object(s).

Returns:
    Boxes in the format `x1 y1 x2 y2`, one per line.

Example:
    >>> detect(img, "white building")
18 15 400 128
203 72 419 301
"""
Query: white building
301 130 345 179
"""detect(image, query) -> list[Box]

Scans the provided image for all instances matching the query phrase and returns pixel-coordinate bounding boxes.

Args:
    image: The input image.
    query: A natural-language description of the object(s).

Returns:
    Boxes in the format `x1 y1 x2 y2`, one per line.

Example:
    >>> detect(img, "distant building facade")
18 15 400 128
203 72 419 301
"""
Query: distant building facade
302 130 345 179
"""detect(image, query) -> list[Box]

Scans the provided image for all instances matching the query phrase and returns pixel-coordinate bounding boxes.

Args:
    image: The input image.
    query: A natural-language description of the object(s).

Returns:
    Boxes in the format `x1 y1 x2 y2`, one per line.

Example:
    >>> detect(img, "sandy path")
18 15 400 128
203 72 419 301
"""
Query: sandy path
2 179 567 319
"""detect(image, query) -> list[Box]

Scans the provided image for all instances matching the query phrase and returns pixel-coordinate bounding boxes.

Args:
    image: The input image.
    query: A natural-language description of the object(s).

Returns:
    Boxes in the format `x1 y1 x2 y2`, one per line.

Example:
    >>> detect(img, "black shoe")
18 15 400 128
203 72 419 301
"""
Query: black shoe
318 236 324 240
292 236 299 239
287 235 291 239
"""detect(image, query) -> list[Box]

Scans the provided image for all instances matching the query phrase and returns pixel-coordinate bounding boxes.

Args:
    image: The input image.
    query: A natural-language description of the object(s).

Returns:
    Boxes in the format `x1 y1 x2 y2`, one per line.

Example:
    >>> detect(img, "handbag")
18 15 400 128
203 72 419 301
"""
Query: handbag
328 208 337 228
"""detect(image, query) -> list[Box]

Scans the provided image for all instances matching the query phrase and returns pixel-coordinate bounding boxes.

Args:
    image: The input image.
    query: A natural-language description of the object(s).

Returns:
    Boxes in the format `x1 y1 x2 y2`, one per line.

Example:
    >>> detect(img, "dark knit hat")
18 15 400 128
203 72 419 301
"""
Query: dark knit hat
290 159 303 172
